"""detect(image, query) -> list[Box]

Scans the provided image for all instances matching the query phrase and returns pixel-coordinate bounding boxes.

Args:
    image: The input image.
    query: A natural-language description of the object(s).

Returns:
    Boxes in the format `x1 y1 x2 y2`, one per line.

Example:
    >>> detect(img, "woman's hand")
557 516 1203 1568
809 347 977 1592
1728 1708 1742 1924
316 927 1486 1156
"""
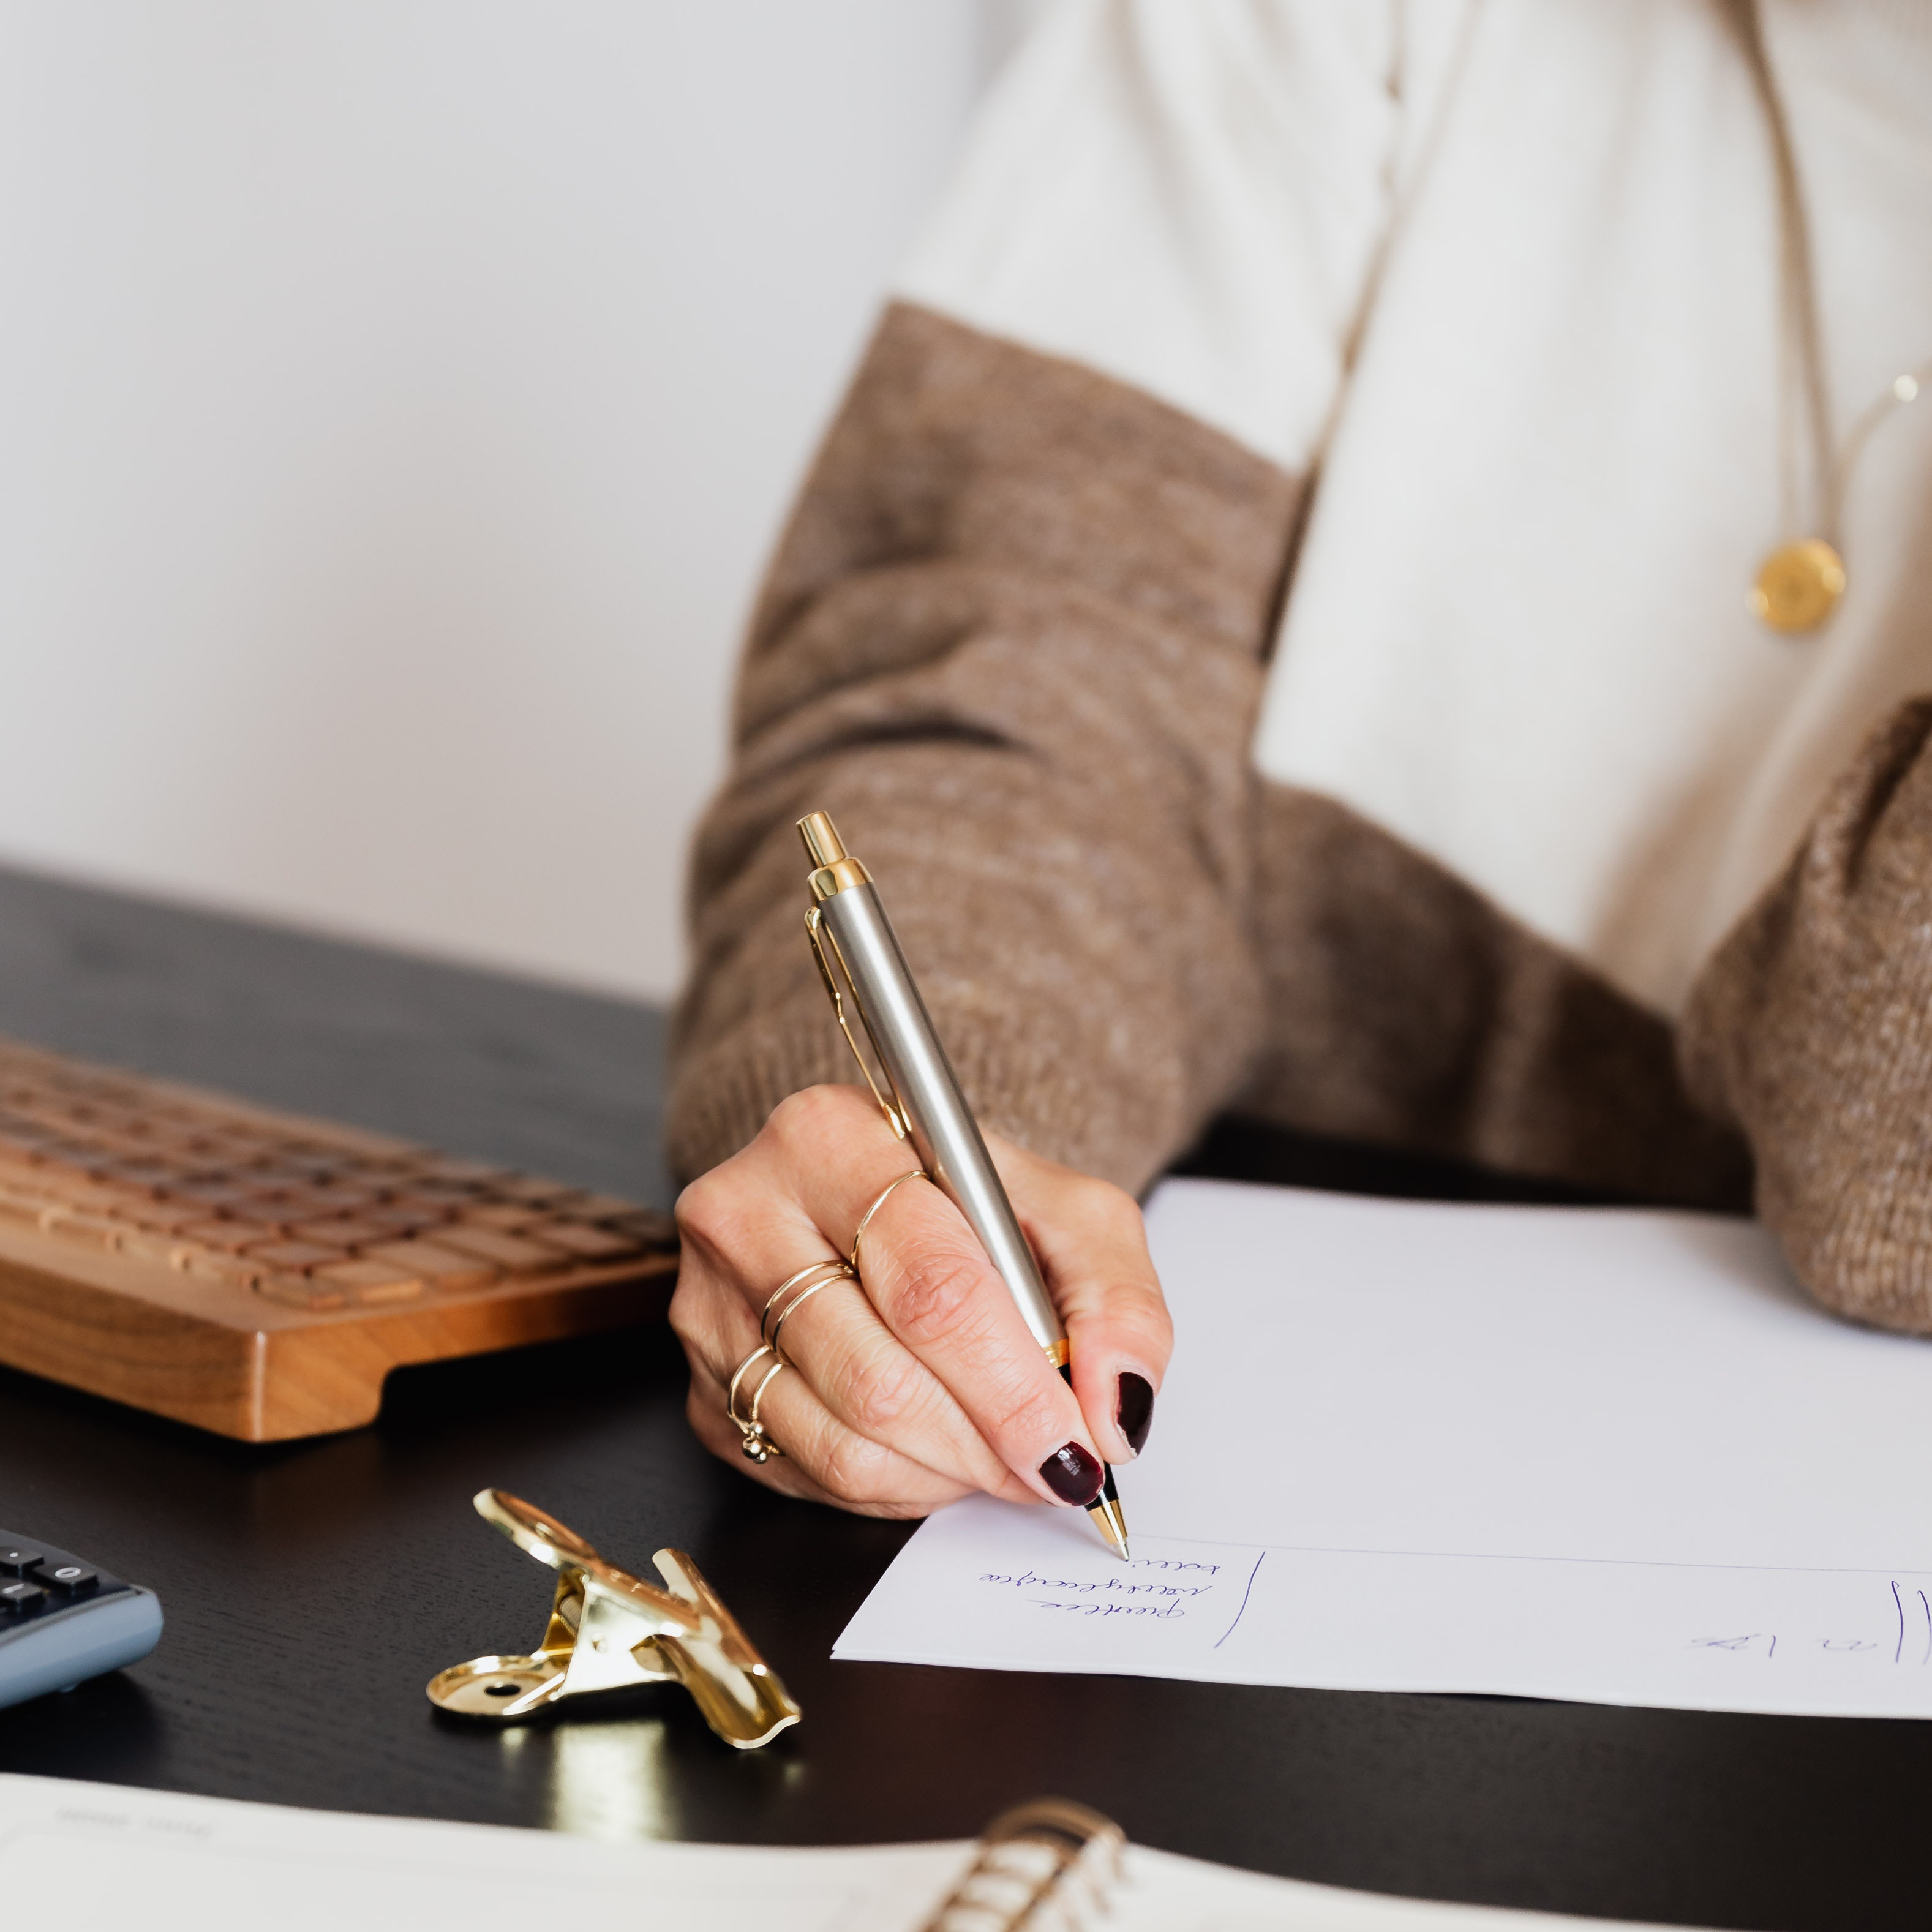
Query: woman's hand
670 1083 1171 1518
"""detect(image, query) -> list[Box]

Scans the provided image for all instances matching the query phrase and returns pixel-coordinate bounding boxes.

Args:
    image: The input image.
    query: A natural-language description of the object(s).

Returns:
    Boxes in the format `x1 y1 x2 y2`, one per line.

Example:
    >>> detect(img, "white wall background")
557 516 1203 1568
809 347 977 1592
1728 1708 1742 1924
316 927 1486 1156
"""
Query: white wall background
0 2 1025 1002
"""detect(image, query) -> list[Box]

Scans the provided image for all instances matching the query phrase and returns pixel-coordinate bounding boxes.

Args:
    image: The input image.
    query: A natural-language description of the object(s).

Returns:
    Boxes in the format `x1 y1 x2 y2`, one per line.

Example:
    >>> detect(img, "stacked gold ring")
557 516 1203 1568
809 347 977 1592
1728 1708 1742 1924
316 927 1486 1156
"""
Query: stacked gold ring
725 1344 787 1464
761 1257 856 1363
849 1168 930 1280
726 1168 931 1465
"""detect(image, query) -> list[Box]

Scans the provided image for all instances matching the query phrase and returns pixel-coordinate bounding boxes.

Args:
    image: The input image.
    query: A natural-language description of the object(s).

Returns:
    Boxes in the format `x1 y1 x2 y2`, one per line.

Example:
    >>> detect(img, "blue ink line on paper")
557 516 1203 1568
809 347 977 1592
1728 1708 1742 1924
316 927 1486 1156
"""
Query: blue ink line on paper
1918 1590 1930 1666
1214 1550 1266 1650
1892 1581 1904 1663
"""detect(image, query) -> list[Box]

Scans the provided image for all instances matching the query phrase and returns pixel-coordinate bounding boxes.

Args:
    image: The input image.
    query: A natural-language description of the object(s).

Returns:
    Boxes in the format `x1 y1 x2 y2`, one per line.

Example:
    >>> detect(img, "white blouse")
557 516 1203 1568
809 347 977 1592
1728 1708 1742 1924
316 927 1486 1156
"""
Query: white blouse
895 0 1932 1017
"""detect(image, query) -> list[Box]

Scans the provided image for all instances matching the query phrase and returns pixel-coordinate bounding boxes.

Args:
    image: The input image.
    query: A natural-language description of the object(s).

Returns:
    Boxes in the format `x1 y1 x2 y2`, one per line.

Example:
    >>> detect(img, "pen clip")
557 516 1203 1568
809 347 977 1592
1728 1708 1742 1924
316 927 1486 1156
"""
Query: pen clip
805 904 911 1141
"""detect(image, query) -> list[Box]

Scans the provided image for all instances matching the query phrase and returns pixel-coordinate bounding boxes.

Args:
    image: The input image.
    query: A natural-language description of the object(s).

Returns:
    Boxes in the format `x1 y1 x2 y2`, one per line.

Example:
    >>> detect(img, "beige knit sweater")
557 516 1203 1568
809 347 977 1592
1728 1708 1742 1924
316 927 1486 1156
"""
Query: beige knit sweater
668 301 1932 1335
670 1 1932 1337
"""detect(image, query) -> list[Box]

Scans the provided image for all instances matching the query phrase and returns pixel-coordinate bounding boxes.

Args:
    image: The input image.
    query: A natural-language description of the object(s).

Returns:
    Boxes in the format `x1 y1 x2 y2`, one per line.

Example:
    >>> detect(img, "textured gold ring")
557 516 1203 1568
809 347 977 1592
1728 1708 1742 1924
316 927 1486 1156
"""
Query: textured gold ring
726 1343 787 1464
849 1168 930 1280
761 1257 854 1345
769 1265 857 1363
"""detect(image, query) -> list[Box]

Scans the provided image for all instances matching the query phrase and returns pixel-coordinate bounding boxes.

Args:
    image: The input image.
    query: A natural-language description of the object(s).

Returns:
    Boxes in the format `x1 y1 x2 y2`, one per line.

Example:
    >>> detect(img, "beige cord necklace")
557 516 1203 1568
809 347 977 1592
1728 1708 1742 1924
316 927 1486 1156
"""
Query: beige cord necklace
1740 0 1930 635
1752 363 1932 636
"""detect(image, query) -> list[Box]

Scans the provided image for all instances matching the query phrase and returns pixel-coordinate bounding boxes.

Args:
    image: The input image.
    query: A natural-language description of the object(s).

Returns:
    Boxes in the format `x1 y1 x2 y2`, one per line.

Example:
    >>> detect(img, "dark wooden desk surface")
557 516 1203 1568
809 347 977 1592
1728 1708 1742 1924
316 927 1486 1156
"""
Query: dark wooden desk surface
0 865 1925 1930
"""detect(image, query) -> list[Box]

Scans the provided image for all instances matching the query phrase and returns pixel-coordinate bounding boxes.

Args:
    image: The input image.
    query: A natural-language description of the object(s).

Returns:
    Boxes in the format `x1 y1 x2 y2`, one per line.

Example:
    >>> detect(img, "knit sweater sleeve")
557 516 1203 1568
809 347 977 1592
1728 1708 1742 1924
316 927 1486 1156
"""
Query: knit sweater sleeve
664 303 1305 1192
1680 696 1932 1331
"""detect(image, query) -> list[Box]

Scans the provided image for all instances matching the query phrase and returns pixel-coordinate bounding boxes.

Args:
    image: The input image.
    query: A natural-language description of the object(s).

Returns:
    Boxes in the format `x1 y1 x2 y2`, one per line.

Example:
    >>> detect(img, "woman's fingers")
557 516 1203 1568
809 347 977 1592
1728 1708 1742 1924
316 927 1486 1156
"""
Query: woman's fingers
675 1086 1042 1505
684 1355 971 1517
763 1258 1033 1501
997 1141 1172 1465
757 1087 1106 1508
675 1185 984 1512
677 1097 1008 1494
832 1175 1103 1505
672 1082 1171 1518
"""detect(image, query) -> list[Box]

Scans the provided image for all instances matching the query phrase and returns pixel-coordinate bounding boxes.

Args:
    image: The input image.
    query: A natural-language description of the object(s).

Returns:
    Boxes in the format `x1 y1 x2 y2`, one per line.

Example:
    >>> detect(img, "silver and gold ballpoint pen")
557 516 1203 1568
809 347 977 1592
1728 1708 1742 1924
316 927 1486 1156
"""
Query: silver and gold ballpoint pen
797 810 1130 1560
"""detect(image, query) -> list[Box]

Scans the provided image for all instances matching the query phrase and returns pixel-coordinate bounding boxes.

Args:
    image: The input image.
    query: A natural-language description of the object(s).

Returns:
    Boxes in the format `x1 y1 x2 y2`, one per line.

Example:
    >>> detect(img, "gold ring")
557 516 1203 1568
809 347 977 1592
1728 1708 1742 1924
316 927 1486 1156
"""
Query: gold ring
769 1265 855 1363
849 1168 930 1279
726 1343 787 1464
761 1257 854 1347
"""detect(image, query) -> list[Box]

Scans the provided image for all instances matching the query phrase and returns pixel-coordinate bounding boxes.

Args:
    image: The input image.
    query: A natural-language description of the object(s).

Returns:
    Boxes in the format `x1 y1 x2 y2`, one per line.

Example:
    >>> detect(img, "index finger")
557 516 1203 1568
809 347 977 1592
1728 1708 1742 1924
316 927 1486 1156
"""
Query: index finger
839 1175 1109 1509
764 1091 1107 1510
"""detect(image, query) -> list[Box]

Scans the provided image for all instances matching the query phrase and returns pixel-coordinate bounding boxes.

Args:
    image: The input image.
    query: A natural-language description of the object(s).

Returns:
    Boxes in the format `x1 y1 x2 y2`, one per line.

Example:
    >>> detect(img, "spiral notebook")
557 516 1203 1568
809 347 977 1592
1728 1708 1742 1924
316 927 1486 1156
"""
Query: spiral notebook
0 1772 1696 1930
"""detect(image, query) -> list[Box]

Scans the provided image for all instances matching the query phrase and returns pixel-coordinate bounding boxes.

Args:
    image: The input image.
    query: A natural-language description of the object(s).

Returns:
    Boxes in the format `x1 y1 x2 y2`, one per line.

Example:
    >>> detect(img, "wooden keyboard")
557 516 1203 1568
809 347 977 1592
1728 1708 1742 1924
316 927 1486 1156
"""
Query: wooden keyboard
0 1036 677 1441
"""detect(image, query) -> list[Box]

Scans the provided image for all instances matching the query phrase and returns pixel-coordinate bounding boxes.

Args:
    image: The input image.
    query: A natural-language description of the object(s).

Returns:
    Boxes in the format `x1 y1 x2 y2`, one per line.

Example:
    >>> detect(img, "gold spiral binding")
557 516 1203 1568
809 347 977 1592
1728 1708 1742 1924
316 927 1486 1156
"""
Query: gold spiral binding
917 1798 1125 1932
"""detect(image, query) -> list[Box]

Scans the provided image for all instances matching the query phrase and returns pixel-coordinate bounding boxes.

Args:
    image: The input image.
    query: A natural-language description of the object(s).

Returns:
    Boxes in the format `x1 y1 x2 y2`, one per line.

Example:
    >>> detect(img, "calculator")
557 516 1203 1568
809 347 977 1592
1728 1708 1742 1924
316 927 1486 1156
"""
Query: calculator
0 1531 162 1710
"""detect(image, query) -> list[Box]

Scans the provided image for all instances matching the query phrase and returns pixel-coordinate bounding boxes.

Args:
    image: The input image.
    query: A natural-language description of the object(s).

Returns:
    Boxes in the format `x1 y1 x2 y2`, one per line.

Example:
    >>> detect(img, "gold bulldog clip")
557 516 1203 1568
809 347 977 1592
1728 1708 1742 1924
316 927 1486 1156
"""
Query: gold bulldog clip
425 1488 801 1750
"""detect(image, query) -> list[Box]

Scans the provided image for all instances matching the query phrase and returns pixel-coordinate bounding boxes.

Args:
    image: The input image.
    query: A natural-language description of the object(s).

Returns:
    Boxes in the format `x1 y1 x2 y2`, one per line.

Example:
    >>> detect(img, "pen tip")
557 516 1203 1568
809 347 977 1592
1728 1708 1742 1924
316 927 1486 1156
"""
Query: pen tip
1087 1492 1130 1561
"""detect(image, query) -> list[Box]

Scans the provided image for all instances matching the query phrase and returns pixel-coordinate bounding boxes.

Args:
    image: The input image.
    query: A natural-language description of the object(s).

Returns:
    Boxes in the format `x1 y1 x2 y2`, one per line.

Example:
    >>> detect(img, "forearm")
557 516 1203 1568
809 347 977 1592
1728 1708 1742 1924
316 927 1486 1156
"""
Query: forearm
668 305 1304 1191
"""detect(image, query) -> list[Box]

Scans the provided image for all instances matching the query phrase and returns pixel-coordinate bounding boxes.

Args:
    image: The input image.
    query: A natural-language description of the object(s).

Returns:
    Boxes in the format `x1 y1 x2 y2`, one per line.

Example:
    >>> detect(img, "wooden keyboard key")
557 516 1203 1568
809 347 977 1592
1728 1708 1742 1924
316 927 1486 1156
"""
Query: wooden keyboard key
125 1199 216 1235
40 1208 122 1250
315 1258 423 1306
222 1202 297 1230
416 1157 516 1187
247 1189 346 1223
86 1157 173 1190
0 1187 48 1225
61 1180 146 1216
171 1179 269 1211
359 1206 448 1236
303 1187 380 1212
536 1221 642 1261
176 1219 257 1253
434 1224 567 1274
407 1181 484 1206
0 1143 53 1190
361 1240 495 1291
255 1272 348 1312
114 1227 187 1267
459 1202 539 1231
491 1176 581 1206
244 1240 351 1273
288 1219 390 1249
487 1167 576 1198
566 1193 646 1222
179 1248 261 1290
29 1146 99 1182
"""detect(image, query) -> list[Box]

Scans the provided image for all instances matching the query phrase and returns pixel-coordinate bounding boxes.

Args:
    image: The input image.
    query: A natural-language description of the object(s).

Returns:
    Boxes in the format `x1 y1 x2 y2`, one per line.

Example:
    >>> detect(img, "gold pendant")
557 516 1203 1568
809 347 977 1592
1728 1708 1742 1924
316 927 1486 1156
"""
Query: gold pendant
1750 538 1846 634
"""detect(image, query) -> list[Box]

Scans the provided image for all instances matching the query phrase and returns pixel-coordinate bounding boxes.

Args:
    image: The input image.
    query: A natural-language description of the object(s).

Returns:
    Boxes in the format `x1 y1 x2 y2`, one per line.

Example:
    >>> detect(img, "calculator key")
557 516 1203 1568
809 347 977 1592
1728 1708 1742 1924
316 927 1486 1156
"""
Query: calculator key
40 1563 98 1596
0 1580 47 1614
0 1547 44 1576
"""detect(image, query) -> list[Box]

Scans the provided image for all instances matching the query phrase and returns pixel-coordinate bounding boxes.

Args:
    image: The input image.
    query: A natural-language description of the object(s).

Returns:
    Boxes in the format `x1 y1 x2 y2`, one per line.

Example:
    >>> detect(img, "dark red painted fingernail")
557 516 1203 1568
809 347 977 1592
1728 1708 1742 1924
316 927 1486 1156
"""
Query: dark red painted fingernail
1039 1441 1103 1505
1116 1373 1154 1455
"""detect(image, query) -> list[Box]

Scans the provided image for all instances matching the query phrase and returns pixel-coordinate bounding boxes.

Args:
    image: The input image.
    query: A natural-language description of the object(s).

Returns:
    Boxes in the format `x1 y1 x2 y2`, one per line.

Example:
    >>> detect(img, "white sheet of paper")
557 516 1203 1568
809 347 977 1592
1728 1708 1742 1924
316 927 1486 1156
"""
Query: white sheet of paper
0 1772 1683 1930
836 1179 1932 1717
